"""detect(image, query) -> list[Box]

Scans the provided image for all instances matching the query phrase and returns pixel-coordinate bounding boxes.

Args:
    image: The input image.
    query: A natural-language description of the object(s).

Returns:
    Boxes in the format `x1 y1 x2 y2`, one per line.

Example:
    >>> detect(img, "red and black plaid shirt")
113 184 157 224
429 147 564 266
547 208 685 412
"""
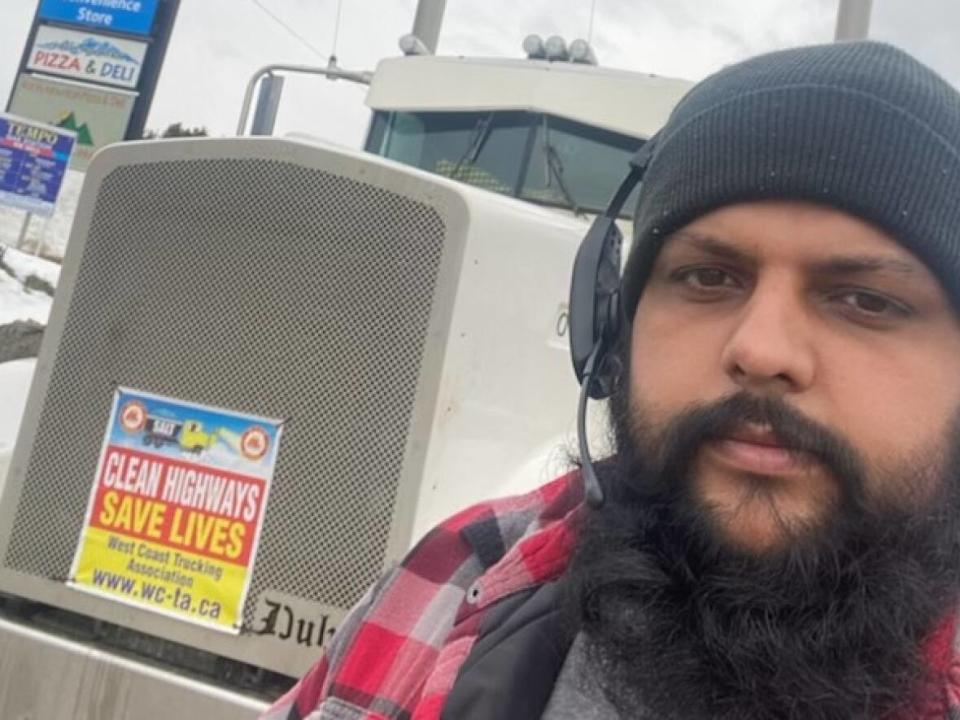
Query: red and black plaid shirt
263 471 960 720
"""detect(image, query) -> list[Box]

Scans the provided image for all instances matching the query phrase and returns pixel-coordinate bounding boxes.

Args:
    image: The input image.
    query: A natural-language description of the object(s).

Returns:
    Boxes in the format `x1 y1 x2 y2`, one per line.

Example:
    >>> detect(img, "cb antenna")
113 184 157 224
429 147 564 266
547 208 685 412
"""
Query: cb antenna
587 0 598 45
330 0 345 65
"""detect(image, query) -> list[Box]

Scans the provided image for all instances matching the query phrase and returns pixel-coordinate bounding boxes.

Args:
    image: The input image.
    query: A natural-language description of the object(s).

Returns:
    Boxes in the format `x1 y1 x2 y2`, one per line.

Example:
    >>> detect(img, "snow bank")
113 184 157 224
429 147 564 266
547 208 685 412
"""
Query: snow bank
0 246 58 325
2 246 61 288
0 247 57 486
0 358 37 497
0 358 35 453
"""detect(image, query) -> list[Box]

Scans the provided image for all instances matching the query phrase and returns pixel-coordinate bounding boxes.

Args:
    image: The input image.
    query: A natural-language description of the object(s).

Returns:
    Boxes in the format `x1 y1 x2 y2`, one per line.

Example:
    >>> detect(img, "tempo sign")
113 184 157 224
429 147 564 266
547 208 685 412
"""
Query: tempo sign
28 25 147 90
0 112 75 217
38 0 160 37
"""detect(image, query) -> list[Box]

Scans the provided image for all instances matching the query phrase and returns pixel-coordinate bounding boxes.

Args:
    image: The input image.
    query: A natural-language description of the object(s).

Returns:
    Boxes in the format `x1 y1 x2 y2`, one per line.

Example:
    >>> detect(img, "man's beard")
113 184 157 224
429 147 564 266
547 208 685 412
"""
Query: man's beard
564 354 960 720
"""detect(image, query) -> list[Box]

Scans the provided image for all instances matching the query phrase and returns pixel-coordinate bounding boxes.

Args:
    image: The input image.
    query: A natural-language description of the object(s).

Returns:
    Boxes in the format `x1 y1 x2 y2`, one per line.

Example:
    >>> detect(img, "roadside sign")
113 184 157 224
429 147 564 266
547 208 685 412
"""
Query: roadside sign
38 0 160 37
9 73 136 171
0 112 75 217
28 25 148 90
70 388 282 634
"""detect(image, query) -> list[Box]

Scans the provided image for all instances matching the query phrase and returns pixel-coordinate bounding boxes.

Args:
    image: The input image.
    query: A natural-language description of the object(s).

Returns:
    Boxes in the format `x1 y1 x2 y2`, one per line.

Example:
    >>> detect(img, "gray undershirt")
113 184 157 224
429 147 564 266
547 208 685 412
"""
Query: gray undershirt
540 633 624 720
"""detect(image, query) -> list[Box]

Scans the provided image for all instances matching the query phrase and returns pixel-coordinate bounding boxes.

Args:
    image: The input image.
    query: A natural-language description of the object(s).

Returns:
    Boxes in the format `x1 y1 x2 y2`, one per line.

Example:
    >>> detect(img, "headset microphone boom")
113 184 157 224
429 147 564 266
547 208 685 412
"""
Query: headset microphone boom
568 140 656 508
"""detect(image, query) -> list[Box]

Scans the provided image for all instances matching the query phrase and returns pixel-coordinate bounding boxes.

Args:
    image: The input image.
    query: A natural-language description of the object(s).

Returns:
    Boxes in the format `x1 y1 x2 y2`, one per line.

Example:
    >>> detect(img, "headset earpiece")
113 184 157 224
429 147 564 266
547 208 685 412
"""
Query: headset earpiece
568 139 655 398
569 216 623 398
568 138 657 506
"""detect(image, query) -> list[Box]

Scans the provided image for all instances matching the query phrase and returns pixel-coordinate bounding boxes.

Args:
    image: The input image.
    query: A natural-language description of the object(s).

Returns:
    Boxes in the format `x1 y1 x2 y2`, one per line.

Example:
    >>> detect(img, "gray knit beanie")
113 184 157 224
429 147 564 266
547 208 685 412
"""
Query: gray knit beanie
622 41 960 317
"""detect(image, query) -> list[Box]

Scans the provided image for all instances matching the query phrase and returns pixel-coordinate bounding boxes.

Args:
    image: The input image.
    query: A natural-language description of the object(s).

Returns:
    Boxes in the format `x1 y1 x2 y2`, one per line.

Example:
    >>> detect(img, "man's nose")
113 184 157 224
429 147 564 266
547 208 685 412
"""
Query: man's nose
719 278 816 395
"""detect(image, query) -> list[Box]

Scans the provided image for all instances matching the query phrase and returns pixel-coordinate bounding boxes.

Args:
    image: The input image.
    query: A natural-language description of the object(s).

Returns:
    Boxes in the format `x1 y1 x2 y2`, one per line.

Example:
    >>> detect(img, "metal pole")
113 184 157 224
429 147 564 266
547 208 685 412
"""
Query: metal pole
250 73 285 136
127 0 182 139
236 63 372 136
411 0 447 54
835 0 872 41
34 215 51 257
16 212 32 251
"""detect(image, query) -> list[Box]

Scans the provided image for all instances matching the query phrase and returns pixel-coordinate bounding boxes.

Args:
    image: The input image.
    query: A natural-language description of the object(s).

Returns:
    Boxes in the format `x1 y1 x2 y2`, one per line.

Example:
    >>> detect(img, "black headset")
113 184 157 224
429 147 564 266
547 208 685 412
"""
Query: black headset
568 138 657 508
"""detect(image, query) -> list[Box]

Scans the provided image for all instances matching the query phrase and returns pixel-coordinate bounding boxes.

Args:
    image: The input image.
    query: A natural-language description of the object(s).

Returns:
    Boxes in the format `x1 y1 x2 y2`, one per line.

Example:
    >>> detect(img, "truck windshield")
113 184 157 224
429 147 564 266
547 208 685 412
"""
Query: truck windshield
365 110 642 217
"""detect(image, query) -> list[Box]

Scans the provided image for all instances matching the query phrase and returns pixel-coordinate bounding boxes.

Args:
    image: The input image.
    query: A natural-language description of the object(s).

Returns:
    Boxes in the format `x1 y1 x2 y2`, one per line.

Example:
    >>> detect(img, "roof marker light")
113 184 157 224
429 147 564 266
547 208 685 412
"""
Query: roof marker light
569 38 598 65
523 34 546 59
544 35 568 62
399 33 430 56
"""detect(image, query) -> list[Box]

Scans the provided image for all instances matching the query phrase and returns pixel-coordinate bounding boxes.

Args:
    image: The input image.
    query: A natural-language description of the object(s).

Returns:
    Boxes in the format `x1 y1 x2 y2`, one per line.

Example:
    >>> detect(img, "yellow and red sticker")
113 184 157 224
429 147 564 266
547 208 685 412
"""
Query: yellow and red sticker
70 387 282 633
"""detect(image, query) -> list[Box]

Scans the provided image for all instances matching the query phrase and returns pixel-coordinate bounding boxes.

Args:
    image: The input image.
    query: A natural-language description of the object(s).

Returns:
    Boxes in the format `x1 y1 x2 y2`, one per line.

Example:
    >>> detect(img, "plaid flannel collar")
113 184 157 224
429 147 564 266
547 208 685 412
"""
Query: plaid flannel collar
265 471 960 720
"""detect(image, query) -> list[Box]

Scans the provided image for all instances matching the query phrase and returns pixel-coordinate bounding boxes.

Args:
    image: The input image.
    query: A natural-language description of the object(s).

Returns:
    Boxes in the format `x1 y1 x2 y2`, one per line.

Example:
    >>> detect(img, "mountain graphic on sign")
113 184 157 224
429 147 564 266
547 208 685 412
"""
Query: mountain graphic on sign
36 39 141 65
57 113 94 146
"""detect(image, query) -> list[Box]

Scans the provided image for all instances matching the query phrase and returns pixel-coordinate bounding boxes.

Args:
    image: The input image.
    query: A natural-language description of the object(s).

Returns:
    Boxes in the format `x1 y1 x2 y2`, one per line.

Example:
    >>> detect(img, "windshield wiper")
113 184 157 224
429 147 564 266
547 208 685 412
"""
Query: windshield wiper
451 112 495 179
541 117 582 216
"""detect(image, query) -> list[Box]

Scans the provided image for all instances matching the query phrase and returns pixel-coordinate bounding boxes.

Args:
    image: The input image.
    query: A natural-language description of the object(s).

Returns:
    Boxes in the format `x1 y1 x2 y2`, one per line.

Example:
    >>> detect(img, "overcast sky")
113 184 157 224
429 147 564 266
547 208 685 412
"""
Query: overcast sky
2 1 960 149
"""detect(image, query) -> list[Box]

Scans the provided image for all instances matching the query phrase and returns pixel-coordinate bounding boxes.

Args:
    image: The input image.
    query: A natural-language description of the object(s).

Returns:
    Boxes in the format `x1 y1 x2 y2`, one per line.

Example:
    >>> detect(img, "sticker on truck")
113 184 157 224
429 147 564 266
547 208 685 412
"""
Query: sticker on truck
68 387 282 633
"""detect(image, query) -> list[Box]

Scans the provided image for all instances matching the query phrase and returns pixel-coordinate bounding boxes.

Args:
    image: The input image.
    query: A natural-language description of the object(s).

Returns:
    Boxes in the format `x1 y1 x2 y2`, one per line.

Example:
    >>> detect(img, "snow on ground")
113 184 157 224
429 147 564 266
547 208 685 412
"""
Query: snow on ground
0 246 59 325
0 358 35 453
0 159 76 484
0 358 37 496
2 245 61 289
0 272 53 325
0 245 60 488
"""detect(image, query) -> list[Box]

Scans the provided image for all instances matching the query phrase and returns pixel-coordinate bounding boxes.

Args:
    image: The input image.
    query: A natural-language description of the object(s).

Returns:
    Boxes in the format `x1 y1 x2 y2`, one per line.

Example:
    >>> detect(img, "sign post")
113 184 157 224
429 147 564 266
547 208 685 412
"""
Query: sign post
124 0 180 140
16 214 32 252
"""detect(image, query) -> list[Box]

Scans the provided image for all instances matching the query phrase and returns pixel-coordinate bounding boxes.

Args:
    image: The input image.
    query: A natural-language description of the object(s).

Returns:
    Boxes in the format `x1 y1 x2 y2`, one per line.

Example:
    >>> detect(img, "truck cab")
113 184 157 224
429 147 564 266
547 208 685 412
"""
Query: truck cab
361 54 691 217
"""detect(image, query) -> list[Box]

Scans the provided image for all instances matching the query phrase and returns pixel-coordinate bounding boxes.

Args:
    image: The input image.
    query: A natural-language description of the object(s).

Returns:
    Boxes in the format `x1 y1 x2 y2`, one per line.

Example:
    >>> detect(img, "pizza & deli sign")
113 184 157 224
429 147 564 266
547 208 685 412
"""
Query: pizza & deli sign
28 25 147 90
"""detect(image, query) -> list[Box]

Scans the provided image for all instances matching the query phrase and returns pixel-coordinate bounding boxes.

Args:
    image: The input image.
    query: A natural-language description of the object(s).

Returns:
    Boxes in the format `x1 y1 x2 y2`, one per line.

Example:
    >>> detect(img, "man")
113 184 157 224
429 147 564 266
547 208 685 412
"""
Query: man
266 40 960 719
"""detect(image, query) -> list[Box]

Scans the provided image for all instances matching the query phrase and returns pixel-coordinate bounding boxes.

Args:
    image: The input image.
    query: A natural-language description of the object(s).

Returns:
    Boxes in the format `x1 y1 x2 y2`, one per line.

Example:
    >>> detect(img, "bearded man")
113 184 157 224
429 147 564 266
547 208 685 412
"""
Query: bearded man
265 40 960 720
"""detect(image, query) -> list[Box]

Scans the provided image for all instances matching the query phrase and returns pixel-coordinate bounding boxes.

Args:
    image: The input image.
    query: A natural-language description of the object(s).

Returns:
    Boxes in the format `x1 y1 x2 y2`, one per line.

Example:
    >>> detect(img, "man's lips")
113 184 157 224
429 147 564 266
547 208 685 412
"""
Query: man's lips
704 425 809 475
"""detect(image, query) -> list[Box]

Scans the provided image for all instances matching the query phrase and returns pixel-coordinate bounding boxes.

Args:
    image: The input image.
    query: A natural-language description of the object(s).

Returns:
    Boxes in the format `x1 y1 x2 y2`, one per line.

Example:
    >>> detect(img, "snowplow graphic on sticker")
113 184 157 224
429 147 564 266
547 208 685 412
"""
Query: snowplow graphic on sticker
181 419 222 454
142 415 221 454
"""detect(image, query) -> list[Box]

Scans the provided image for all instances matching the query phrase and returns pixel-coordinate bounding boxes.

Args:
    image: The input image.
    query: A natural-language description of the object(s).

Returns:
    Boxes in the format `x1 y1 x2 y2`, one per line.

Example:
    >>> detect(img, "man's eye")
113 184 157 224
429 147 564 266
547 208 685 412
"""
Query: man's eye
835 290 912 318
674 267 737 289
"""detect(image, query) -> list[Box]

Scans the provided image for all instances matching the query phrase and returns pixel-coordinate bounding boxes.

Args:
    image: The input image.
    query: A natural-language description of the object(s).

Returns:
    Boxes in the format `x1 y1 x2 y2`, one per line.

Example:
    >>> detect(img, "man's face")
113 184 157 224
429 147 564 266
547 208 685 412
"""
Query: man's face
630 200 960 554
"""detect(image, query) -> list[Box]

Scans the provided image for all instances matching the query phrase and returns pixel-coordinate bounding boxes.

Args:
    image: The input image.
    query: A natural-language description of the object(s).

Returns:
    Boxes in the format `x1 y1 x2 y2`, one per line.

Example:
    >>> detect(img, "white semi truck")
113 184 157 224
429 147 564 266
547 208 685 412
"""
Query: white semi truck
0 42 690 718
